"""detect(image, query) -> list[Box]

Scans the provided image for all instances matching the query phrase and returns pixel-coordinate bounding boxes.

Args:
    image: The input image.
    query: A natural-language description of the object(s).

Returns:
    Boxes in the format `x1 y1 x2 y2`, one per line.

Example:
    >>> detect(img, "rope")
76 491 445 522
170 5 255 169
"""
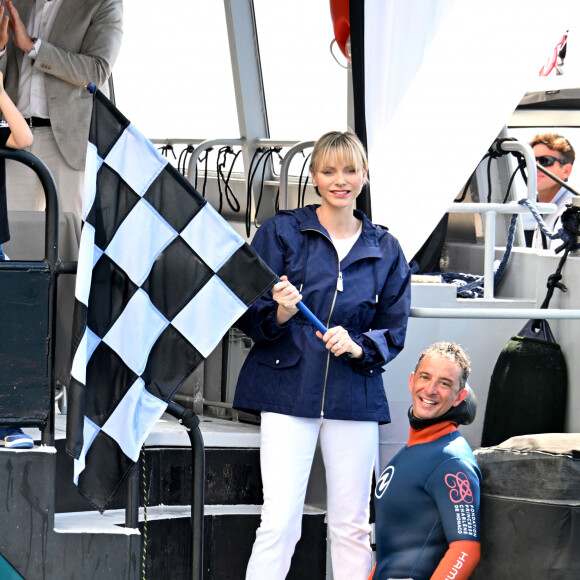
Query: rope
434 138 580 298
502 154 527 204
177 144 195 176
245 148 265 237
297 151 312 208
538 204 580 310
440 211 518 298
141 446 148 579
245 147 282 237
486 153 495 203
253 149 280 231
196 148 212 197
158 144 176 161
517 198 580 252
216 146 241 214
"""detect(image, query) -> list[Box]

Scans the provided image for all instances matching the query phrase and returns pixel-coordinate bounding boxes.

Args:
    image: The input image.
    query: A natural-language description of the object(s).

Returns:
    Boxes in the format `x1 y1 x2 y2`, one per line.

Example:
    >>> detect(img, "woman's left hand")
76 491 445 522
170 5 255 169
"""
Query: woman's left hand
316 326 364 359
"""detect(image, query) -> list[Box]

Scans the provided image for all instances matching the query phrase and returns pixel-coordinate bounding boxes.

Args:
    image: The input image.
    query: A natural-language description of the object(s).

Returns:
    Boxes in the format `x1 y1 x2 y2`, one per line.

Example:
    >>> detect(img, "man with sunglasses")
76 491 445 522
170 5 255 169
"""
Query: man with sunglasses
530 133 576 250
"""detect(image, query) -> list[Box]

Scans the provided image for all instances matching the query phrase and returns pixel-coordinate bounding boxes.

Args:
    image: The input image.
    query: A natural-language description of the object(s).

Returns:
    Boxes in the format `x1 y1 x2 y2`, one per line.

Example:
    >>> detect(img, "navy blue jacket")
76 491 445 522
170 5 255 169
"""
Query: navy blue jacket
233 205 411 423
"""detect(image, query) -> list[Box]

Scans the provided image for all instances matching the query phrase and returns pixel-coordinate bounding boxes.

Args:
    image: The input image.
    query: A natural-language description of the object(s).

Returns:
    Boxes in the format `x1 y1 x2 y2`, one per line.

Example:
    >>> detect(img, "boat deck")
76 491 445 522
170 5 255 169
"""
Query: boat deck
14 408 266 536
23 407 262 449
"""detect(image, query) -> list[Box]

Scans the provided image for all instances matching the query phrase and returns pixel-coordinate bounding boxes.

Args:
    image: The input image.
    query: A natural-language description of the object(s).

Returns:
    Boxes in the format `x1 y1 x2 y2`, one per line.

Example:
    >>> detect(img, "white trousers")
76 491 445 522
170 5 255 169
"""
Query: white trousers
6 126 84 224
246 412 378 580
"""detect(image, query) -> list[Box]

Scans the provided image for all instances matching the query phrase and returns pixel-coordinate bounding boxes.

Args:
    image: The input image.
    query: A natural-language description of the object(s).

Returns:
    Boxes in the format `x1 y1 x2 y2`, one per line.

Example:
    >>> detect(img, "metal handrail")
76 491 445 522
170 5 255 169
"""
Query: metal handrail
444 200 556 301
0 149 58 263
0 149 59 446
448 138 554 299
186 138 245 185
278 140 315 210
411 307 580 319
446 202 555 214
498 139 537 201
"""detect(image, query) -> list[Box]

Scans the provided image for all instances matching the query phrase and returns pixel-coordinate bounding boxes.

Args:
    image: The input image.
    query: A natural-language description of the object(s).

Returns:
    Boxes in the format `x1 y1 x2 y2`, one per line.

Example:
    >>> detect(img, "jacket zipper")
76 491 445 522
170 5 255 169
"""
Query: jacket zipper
320 254 342 417
302 227 343 418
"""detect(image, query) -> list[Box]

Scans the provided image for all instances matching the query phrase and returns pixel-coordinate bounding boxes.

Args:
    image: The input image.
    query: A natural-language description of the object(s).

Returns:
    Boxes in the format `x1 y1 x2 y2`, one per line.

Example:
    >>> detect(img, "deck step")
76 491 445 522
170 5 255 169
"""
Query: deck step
53 440 264 512
10 414 330 579
0 448 139 579
56 504 327 579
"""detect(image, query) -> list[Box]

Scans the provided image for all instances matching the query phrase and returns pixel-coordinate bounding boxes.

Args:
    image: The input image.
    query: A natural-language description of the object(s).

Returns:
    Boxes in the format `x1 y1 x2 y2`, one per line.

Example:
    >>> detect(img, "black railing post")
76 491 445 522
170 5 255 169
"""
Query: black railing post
166 401 204 580
0 149 59 446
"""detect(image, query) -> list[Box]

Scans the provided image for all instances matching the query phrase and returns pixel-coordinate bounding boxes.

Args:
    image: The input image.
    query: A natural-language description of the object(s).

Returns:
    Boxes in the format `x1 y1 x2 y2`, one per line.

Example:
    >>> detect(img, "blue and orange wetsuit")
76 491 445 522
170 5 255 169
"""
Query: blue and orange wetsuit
371 421 481 580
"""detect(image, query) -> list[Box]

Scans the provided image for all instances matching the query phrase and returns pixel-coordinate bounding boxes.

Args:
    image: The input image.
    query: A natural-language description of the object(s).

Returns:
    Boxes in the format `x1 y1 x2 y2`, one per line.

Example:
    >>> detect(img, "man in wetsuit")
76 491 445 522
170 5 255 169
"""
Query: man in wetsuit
371 342 481 580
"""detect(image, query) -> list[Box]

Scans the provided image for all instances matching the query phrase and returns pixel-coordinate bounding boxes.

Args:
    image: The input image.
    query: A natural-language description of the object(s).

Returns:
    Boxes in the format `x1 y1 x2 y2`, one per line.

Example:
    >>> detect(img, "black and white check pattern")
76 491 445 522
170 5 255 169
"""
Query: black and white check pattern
66 90 276 512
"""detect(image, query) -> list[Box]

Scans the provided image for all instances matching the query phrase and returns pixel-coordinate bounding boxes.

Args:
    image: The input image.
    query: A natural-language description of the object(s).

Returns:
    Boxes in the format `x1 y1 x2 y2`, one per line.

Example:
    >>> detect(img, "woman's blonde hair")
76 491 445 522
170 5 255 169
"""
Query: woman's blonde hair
310 131 369 184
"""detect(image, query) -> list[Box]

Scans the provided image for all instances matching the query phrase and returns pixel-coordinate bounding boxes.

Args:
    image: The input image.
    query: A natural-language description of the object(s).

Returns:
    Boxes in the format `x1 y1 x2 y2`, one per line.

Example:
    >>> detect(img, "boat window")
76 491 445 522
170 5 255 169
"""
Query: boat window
253 0 349 140
113 1 238 141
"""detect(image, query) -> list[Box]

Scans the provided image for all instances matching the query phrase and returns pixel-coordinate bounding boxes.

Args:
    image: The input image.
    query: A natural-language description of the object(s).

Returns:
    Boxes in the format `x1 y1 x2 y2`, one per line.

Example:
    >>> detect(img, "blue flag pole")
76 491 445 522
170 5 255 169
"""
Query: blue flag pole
295 300 327 334
277 279 352 360
277 278 327 333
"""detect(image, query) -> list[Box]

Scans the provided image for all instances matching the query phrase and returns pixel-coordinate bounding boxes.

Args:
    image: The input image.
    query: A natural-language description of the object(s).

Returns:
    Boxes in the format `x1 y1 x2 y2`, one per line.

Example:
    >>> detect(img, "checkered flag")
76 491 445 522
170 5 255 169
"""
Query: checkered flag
65 89 277 512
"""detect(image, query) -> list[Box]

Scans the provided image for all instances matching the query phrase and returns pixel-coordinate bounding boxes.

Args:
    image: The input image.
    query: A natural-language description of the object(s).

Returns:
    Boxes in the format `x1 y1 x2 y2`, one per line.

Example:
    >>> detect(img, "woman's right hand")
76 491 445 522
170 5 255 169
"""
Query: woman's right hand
273 275 301 325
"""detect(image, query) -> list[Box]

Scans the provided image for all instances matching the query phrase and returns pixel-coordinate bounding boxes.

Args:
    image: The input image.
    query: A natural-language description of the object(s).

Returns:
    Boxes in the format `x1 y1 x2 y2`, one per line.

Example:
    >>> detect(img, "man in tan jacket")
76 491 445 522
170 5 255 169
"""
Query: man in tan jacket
0 0 123 222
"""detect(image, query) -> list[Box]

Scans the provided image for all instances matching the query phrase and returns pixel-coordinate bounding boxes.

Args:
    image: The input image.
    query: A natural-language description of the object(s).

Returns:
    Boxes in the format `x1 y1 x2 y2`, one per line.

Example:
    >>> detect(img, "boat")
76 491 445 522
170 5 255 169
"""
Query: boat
1 1 580 578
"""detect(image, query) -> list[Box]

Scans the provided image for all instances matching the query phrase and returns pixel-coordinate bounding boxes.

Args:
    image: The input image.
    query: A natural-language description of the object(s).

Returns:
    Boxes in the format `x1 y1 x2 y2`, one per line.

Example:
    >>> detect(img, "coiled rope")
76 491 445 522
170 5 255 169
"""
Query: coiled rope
141 446 148 579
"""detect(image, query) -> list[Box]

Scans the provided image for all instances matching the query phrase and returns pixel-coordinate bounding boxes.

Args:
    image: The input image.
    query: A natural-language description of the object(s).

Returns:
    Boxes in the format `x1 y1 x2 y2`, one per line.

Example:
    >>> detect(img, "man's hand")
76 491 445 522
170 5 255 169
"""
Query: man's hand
0 5 10 51
5 0 34 53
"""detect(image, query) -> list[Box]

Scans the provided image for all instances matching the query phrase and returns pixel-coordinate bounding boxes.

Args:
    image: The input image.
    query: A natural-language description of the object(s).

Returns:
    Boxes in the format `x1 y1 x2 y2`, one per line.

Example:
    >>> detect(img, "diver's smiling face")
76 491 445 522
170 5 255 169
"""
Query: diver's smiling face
409 353 467 420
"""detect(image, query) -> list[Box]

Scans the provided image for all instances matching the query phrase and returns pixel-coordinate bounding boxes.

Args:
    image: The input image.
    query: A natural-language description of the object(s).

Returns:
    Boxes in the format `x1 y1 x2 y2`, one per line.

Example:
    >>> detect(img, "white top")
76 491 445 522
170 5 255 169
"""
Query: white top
331 223 363 262
17 0 64 119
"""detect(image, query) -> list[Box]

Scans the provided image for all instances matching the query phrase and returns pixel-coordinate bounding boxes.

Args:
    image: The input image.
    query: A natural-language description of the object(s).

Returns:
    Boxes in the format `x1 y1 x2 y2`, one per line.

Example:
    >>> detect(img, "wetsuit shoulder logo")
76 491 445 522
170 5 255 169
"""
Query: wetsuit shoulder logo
375 465 395 499
445 471 473 503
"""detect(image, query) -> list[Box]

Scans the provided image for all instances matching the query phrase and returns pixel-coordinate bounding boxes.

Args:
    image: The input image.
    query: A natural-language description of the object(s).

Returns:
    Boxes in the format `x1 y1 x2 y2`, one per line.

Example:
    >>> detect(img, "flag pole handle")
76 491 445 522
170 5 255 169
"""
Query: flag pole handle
296 300 327 334
277 279 352 361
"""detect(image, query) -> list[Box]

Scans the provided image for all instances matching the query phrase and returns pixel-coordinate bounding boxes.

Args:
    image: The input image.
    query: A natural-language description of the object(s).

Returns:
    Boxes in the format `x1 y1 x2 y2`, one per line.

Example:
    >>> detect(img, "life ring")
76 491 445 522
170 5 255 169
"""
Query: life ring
330 0 350 60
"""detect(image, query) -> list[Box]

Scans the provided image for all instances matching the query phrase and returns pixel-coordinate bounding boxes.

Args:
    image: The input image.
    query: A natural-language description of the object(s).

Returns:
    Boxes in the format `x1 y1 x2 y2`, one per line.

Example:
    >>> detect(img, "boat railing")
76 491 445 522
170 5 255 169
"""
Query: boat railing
411 307 580 319
276 139 316 209
0 149 60 446
184 138 245 183
152 136 580 342
411 132 580 315
443 201 556 299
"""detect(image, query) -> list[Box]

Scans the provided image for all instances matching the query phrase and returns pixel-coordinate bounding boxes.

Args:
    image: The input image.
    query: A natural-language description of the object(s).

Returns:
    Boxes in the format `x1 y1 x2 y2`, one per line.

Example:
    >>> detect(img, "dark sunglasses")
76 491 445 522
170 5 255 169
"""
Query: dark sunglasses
536 155 566 167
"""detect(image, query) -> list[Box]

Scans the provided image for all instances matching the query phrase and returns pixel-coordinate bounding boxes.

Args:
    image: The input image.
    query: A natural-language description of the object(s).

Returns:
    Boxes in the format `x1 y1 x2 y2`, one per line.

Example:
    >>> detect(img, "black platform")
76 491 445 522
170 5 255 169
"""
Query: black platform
0 414 328 579
472 433 580 580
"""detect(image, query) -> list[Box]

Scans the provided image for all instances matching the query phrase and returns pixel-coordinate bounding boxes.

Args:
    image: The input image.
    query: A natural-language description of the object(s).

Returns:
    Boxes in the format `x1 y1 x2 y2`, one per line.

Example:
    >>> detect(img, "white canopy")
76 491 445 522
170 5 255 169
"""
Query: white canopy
364 0 579 260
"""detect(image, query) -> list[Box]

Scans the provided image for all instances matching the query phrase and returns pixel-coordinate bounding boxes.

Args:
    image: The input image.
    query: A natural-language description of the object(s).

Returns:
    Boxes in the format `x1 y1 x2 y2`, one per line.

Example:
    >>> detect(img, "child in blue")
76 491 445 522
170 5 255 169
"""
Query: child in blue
0 66 34 447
